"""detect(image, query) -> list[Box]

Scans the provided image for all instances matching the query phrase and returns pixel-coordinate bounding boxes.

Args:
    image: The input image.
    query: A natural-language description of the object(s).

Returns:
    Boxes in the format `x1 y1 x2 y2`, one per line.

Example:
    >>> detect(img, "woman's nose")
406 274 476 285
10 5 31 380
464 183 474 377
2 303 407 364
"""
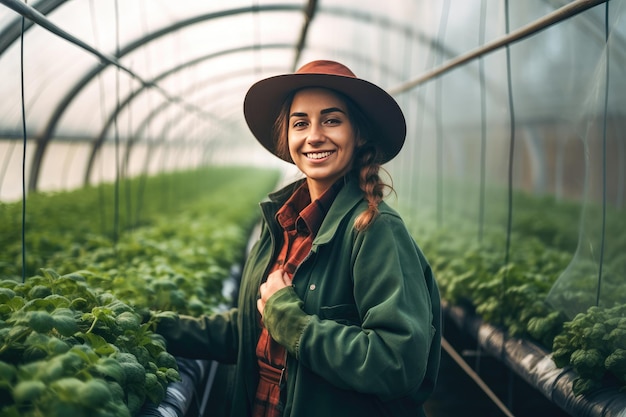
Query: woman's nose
307 123 325 144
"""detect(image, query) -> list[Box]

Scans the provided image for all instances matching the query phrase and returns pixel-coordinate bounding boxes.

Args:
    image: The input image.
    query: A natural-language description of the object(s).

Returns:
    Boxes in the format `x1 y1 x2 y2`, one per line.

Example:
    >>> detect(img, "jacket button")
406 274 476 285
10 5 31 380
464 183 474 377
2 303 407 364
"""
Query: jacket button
309 284 316 291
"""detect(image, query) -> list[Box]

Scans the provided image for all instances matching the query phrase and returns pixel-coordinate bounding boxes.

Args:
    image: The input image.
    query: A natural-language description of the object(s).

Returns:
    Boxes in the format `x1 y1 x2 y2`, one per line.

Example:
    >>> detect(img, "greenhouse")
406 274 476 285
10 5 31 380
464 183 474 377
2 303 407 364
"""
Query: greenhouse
0 0 625 416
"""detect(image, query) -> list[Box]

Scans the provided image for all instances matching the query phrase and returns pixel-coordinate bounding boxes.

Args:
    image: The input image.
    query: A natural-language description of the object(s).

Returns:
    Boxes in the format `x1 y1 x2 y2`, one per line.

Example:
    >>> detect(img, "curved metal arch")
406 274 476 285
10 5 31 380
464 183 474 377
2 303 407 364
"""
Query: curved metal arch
114 64 288 184
86 44 292 185
120 65 287 176
26 4 306 192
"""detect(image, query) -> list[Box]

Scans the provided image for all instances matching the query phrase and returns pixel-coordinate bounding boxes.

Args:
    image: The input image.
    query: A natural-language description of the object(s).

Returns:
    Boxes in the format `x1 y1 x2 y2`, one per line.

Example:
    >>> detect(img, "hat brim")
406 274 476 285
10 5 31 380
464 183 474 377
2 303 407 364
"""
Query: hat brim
243 72 406 164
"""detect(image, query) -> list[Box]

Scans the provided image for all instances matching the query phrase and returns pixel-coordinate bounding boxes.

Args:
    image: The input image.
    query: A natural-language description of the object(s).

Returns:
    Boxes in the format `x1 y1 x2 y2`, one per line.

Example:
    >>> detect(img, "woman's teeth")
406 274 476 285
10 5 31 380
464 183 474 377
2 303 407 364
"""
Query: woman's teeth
306 151 333 159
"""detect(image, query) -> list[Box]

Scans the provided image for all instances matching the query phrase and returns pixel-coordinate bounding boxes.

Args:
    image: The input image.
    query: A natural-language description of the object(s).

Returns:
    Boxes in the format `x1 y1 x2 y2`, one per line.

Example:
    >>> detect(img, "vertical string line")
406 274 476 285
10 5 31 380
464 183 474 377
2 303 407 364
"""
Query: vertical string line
503 0 515 268
401 27 414 227
596 1 609 306
135 0 152 227
478 0 488 244
503 0 517 410
473 0 489 374
435 0 451 227
412 7 443 216
113 0 121 247
19 1 28 283
125 72 133 232
89 0 109 237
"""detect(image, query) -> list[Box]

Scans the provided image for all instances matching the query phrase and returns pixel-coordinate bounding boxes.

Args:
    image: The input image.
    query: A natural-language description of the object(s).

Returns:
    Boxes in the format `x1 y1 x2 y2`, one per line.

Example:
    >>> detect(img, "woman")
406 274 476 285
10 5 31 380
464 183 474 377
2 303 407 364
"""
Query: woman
157 60 441 417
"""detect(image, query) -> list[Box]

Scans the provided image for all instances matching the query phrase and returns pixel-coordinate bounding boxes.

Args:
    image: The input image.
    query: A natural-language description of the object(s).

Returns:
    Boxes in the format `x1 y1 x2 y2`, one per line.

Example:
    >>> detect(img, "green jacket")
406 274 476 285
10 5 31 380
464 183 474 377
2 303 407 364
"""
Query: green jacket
158 176 441 417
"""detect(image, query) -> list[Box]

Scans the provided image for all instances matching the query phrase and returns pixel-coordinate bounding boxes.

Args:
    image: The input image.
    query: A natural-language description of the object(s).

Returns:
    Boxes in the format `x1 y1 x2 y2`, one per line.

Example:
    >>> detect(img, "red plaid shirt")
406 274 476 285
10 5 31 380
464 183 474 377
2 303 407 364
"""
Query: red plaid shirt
253 180 343 417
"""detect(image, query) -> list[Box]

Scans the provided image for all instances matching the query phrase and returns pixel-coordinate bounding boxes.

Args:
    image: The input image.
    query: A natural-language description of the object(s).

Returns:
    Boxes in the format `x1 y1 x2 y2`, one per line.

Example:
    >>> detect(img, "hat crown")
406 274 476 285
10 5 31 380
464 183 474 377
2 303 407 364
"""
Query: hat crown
295 60 356 78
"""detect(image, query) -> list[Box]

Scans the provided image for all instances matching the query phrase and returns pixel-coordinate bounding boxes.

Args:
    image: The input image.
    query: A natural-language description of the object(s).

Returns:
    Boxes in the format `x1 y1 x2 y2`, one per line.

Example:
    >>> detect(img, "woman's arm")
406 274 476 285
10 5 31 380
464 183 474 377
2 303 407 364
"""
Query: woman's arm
156 308 240 364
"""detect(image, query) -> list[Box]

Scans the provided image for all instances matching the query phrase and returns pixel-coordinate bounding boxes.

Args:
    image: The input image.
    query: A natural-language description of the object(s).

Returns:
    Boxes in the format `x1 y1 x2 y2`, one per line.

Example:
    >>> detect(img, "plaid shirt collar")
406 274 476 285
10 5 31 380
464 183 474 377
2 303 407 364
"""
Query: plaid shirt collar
275 178 345 238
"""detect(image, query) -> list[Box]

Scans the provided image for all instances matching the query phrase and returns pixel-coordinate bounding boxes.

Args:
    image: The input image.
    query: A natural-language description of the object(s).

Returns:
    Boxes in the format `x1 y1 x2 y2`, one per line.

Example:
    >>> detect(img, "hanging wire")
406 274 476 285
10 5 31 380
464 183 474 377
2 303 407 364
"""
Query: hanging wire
400 26 414 227
19 0 27 283
478 0 488 244
124 71 134 232
89 0 110 237
502 0 517 410
134 0 152 227
596 1 610 307
503 0 516 268
112 0 121 247
435 0 451 227
472 0 489 375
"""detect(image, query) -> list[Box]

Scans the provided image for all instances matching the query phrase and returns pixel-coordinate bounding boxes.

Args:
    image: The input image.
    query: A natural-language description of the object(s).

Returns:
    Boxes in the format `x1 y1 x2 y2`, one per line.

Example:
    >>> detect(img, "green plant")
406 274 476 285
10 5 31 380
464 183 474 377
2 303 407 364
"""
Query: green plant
0 269 180 417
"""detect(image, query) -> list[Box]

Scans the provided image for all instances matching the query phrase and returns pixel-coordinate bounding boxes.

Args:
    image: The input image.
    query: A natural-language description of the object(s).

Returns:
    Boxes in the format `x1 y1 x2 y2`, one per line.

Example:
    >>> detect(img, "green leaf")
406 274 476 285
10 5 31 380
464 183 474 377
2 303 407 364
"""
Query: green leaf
28 311 55 333
79 333 115 356
12 380 46 403
94 357 126 385
52 314 78 337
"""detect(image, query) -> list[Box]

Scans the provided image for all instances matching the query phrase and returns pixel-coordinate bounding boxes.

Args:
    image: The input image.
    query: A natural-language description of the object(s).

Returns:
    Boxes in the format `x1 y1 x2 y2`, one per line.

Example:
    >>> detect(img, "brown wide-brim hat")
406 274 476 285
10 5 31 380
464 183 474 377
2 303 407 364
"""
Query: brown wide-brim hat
243 60 406 164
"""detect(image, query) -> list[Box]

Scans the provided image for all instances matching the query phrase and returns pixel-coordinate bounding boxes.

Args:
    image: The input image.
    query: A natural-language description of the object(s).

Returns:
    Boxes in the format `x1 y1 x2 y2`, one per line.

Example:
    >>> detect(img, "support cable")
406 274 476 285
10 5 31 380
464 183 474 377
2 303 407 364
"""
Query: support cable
503 0 517 410
596 1 610 306
435 0 450 227
292 0 318 71
478 0 488 244
112 0 121 247
88 0 109 238
503 2 515 271
473 0 489 375
134 0 154 228
19 1 27 283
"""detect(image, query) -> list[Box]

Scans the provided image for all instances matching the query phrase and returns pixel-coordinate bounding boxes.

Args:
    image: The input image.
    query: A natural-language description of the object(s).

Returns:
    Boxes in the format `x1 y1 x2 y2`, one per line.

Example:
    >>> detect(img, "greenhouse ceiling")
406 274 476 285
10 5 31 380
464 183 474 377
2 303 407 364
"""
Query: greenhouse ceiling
0 0 622 202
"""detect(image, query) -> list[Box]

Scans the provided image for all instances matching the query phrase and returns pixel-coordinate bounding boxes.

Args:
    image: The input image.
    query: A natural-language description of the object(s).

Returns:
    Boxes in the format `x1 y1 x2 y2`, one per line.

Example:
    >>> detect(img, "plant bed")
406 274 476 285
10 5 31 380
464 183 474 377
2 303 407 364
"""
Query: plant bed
442 300 626 417
0 166 280 417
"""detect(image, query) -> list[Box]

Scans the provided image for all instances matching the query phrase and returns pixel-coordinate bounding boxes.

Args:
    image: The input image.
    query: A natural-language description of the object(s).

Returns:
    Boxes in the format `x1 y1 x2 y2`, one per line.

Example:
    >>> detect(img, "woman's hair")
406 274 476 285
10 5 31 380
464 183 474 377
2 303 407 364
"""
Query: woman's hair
272 89 393 231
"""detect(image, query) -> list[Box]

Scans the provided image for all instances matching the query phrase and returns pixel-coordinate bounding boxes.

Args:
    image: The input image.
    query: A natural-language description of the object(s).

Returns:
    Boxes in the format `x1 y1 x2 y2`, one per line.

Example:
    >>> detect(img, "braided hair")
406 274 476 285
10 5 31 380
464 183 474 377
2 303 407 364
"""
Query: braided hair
272 89 393 231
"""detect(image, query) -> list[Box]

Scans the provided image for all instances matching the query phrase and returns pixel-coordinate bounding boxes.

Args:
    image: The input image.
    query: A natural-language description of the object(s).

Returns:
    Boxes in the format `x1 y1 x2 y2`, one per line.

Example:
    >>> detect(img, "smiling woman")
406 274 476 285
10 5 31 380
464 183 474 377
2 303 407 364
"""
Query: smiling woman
155 60 442 417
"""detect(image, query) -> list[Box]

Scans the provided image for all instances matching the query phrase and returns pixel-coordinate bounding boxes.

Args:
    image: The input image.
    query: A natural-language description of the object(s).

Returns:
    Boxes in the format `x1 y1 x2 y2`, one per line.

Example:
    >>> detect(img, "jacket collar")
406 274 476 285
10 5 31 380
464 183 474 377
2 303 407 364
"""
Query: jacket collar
262 174 365 246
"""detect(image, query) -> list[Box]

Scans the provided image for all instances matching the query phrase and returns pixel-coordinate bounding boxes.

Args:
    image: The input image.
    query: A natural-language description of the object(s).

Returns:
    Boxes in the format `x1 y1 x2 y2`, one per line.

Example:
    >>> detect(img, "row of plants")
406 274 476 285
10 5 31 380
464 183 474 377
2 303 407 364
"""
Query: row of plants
405 189 626 397
0 166 280 417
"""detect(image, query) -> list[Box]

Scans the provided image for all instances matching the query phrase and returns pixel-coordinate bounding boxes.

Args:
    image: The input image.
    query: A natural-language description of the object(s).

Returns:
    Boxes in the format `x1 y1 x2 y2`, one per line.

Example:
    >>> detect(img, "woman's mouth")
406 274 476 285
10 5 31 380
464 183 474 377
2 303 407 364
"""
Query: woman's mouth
305 151 334 160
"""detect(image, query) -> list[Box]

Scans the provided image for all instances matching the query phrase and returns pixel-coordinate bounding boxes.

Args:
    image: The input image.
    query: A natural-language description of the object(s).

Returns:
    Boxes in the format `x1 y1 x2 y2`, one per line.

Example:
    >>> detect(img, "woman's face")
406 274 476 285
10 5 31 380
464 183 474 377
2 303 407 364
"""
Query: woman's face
288 88 357 197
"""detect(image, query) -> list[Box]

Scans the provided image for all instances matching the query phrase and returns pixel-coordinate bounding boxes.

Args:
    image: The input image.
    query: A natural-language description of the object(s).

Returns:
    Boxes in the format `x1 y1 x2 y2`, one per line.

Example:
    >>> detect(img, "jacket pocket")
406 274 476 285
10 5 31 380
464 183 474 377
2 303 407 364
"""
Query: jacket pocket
319 304 362 326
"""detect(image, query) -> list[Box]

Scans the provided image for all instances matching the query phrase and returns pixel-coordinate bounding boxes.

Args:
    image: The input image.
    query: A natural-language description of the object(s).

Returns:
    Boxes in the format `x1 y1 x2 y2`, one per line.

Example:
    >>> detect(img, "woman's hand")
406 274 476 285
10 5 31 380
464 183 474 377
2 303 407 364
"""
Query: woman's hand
257 269 292 316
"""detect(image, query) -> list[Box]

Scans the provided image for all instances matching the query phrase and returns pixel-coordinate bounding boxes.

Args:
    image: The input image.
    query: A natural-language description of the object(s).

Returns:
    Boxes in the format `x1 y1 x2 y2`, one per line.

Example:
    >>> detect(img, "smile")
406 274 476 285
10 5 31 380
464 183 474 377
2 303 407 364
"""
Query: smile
305 151 334 160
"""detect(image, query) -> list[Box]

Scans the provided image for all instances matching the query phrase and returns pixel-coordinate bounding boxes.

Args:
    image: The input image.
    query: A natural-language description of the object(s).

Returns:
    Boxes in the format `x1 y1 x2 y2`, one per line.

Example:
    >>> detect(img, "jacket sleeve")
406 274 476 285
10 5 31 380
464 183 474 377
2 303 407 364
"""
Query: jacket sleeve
263 212 438 401
155 308 240 364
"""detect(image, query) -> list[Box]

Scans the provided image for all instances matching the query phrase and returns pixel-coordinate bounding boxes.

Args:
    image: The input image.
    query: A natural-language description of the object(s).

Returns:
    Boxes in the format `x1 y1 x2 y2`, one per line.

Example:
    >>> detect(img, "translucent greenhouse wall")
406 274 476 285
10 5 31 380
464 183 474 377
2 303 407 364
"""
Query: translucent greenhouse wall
377 1 626 320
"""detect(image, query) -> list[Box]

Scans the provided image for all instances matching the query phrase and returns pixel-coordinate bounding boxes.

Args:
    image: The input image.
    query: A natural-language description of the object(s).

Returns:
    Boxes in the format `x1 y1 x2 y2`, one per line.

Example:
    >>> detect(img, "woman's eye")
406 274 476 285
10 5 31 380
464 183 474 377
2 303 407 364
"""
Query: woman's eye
293 121 308 128
324 118 341 125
